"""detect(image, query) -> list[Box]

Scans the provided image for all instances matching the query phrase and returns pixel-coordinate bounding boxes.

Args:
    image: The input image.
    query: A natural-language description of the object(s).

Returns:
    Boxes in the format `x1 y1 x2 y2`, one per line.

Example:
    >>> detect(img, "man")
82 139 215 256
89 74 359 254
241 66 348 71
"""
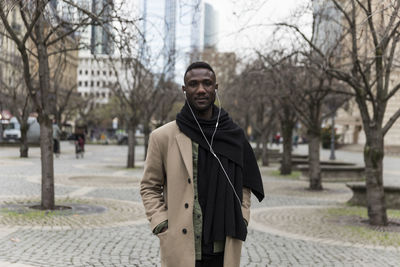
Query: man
140 62 264 267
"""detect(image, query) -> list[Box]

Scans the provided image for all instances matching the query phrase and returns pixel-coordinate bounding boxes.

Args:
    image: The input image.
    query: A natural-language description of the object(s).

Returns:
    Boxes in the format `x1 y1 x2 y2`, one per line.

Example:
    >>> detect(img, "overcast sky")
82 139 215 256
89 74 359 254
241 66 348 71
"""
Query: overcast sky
206 0 312 54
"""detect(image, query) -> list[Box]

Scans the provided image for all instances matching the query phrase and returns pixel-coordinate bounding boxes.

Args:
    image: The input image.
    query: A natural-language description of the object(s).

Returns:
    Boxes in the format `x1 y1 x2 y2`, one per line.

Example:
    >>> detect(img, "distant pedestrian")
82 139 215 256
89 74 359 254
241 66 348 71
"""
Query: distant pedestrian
293 135 299 147
52 120 61 158
75 133 85 159
274 133 281 145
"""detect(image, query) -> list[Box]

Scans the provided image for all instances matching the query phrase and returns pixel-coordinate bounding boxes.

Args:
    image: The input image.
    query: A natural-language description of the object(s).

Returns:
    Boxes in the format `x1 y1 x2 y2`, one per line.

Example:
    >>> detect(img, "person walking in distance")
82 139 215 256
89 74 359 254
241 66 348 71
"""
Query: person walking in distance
52 120 61 158
140 62 264 267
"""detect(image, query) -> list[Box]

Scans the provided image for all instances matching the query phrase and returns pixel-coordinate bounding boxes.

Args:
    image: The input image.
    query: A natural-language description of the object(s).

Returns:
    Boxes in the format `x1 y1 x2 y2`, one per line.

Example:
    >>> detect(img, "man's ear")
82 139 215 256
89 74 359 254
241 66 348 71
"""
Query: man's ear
215 83 219 91
182 85 186 94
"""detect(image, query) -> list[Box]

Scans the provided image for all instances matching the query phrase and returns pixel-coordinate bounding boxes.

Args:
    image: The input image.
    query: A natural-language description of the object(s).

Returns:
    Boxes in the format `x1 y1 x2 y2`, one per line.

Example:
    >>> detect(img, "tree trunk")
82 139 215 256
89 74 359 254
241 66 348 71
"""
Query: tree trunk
36 18 55 209
143 122 150 160
255 138 261 161
39 115 55 209
364 130 387 226
19 121 29 158
261 140 269 166
127 125 136 168
244 113 250 139
280 121 294 175
308 132 322 190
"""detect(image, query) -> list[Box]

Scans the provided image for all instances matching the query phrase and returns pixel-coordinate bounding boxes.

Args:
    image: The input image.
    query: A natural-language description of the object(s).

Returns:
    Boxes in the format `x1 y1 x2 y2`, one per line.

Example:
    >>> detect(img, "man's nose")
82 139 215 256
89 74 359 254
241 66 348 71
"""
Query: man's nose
197 83 206 93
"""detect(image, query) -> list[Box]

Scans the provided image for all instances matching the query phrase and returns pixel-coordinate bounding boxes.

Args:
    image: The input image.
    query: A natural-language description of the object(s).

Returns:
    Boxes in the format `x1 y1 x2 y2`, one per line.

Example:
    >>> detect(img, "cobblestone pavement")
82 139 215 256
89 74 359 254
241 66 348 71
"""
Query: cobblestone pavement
0 142 399 266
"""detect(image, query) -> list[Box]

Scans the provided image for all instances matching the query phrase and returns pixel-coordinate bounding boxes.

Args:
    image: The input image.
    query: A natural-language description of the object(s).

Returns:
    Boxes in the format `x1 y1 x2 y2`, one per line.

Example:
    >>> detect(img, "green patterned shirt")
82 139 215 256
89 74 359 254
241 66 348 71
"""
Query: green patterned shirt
192 142 203 260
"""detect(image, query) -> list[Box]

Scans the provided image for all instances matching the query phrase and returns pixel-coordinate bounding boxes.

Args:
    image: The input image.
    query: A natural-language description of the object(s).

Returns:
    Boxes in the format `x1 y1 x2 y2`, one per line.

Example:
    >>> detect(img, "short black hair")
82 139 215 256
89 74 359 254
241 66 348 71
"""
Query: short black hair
184 61 215 81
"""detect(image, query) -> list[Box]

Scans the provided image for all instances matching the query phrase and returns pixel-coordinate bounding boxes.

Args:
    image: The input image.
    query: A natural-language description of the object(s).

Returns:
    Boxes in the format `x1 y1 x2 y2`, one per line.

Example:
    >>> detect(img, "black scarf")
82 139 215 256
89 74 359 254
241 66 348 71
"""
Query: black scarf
176 103 264 244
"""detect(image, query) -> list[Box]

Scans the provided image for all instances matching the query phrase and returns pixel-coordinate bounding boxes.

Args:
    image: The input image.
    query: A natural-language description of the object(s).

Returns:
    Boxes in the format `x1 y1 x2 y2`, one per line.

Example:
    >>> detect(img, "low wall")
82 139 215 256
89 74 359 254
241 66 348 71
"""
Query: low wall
290 159 356 170
298 165 365 182
346 183 400 209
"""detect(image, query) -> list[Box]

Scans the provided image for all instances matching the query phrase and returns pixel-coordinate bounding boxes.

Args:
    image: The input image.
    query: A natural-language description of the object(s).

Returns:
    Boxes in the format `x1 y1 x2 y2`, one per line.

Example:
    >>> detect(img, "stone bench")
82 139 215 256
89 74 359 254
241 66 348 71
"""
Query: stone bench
269 153 308 163
290 159 356 170
346 183 400 210
298 165 365 182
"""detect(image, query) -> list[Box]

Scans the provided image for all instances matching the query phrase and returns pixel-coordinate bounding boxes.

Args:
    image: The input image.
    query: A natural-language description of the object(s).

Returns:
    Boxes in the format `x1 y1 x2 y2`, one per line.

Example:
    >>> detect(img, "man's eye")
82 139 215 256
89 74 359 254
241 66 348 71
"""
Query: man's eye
189 82 197 87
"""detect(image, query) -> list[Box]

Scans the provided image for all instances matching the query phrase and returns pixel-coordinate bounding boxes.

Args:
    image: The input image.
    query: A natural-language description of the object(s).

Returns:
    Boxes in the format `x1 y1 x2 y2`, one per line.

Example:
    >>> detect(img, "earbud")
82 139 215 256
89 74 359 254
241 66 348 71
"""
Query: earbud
183 91 186 94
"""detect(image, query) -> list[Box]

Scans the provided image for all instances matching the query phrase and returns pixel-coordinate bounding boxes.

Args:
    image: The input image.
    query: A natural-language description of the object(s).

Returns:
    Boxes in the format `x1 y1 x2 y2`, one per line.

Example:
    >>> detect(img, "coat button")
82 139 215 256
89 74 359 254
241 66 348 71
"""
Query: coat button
188 178 191 184
182 228 187 234
184 203 189 209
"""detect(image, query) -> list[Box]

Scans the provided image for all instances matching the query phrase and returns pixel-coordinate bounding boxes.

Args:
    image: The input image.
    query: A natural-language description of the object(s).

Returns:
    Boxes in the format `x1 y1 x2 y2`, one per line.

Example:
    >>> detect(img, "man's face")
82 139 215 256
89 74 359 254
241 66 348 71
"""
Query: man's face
182 68 218 113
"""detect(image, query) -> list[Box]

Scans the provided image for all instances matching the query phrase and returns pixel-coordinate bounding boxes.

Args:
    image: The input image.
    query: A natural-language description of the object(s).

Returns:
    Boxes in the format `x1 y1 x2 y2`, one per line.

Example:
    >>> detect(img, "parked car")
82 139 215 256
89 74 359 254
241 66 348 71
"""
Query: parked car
116 130 144 145
3 117 40 143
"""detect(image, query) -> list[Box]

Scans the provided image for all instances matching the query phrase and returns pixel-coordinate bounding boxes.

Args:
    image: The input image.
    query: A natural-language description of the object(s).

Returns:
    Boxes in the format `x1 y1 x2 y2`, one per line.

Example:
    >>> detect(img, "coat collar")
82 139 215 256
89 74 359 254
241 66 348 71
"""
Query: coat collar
175 132 193 178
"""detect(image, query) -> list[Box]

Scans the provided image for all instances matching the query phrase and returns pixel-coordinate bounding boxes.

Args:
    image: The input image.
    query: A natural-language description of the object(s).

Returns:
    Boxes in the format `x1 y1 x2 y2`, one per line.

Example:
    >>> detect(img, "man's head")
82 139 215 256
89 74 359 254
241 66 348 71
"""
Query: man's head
182 62 218 118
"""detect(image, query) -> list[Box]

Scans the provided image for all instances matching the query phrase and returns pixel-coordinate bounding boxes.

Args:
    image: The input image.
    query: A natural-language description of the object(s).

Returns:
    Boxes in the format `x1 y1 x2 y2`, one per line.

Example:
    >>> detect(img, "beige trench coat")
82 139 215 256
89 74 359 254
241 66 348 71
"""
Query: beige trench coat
140 121 251 267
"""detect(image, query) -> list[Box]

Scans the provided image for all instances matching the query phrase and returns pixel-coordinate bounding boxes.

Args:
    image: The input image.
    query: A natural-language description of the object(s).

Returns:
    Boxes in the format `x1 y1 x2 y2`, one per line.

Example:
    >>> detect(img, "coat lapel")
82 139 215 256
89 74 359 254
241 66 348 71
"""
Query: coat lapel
176 132 193 178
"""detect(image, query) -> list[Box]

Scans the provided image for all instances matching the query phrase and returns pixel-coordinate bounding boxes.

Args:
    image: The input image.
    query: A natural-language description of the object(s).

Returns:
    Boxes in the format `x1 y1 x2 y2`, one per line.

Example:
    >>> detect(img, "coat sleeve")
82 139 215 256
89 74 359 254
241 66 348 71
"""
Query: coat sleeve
140 132 168 231
241 187 251 224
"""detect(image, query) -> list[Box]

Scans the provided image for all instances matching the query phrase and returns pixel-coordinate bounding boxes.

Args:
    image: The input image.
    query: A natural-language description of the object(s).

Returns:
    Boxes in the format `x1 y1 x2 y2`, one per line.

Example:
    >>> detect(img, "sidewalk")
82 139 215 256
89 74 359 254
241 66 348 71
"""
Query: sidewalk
0 142 399 266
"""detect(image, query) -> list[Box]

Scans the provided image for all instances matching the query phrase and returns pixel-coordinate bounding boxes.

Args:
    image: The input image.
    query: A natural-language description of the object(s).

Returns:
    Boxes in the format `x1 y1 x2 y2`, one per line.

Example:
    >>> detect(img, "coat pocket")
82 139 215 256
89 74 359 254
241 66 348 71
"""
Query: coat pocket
158 229 170 264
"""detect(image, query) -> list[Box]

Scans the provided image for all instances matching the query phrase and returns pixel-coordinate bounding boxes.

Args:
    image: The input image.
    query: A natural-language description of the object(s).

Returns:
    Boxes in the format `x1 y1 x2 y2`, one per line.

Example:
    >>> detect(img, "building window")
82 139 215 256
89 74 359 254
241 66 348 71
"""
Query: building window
84 81 88 86
97 81 100 86
103 81 107 87
85 70 88 75
78 92 82 97
79 70 82 75
84 92 88 97
91 70 94 75
115 71 118 76
96 92 100 97
97 70 100 75
90 81 94 86
109 92 112 98
102 92 106 98
78 81 82 86
109 70 112 76
103 71 106 75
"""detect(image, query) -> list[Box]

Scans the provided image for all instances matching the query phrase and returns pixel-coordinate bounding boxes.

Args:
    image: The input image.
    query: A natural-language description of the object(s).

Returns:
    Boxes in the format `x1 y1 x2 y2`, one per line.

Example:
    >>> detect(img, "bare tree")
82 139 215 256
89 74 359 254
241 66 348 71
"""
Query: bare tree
279 0 400 225
0 0 130 209
51 48 78 131
259 53 299 175
0 51 34 157
236 61 278 166
142 76 181 158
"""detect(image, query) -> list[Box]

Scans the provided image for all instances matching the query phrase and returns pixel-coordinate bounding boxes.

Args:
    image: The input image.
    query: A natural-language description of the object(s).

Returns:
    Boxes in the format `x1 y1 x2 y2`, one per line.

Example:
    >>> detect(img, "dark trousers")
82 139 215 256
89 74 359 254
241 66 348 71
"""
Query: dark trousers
195 254 223 267
53 139 60 154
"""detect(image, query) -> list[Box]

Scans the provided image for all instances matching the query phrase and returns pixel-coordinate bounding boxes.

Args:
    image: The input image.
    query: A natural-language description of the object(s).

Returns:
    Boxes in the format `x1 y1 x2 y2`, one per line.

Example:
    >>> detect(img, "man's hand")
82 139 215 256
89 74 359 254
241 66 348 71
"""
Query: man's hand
153 220 168 235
